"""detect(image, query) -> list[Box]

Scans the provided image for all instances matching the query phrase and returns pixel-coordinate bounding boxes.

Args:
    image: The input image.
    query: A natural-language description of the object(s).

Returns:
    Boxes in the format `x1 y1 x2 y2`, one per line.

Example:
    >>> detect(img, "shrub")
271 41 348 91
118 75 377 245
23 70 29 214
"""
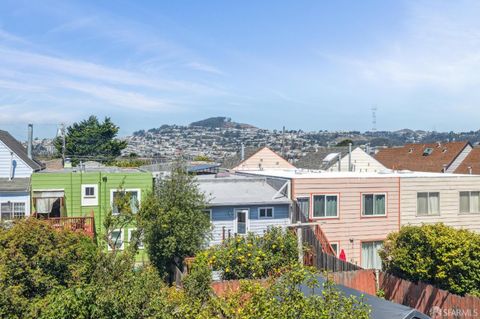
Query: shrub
380 223 480 296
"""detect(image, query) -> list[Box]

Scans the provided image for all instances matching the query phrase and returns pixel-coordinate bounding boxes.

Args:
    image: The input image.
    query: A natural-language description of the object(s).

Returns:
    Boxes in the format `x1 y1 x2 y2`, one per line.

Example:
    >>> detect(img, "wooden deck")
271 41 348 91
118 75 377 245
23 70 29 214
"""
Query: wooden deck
41 214 95 238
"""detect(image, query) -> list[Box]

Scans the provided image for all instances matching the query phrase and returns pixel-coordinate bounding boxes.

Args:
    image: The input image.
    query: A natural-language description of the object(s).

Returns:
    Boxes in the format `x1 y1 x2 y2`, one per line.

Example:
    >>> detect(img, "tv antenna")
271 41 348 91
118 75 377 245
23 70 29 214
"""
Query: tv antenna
371 106 377 132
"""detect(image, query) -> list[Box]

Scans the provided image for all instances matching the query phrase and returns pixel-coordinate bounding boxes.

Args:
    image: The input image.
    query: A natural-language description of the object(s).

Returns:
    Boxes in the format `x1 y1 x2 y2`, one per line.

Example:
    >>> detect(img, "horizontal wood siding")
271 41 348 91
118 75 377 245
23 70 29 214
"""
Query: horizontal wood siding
293 177 400 267
400 175 480 232
209 204 290 246
0 140 33 178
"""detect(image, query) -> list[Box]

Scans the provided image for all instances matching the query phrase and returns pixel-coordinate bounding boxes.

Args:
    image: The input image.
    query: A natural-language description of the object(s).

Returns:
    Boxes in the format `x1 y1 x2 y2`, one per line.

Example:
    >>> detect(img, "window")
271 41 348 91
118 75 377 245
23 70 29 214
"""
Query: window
417 192 440 215
0 202 26 221
236 209 248 235
128 228 144 249
203 209 212 221
81 184 98 206
362 194 386 216
313 195 338 218
423 148 433 156
460 191 480 214
296 197 310 222
259 207 273 219
361 241 383 269
111 189 140 215
108 229 124 250
330 243 339 256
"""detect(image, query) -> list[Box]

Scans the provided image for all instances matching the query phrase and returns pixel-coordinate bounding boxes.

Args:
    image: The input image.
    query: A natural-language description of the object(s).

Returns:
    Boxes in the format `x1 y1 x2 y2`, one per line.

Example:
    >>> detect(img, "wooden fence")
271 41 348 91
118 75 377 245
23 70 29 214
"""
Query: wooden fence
333 270 480 319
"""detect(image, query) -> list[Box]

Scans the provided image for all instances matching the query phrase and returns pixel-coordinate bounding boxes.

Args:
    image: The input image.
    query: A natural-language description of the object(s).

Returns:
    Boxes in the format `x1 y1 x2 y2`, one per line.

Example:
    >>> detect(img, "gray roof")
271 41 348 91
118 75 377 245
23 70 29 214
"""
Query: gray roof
0 130 43 171
0 178 30 192
295 147 349 170
197 174 290 206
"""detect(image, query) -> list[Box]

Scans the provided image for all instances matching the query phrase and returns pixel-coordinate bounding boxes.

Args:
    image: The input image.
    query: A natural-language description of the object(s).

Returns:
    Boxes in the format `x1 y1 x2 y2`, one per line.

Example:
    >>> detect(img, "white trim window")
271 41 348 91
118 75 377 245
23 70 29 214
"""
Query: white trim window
459 191 480 214
1 202 26 221
362 194 386 216
108 229 124 250
361 241 383 269
235 209 249 235
111 189 141 215
417 192 440 216
313 195 338 218
128 228 144 250
258 207 274 219
330 242 339 256
81 184 98 206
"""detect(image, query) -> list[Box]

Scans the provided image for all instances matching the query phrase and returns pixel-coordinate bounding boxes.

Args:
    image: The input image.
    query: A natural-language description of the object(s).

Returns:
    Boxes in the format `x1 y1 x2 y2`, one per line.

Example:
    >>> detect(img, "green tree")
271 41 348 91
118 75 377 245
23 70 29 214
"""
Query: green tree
380 223 480 296
54 115 127 165
0 219 98 319
336 139 354 147
138 159 211 279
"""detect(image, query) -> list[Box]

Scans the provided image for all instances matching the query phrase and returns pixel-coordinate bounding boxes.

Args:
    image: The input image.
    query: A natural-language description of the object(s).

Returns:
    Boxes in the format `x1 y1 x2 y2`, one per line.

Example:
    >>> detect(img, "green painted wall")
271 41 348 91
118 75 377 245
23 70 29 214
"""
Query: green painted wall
31 170 153 262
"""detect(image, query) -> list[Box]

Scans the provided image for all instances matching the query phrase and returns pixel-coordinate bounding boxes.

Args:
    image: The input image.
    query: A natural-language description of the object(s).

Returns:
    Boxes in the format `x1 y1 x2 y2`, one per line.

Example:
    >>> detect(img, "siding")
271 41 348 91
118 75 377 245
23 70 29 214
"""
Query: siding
209 204 290 246
293 177 400 267
329 148 386 173
233 147 295 171
0 140 33 178
400 175 480 232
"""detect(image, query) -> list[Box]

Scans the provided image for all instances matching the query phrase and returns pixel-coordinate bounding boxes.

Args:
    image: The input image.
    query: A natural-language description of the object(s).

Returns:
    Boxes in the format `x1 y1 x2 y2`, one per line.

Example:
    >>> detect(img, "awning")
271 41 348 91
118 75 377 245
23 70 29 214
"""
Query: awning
33 190 65 198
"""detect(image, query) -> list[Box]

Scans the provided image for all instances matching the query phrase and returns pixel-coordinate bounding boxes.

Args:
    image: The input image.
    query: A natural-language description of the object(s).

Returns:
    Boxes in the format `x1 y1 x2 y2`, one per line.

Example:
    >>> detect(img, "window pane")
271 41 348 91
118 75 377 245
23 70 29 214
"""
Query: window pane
111 230 123 249
313 195 325 217
460 192 470 213
417 193 428 215
362 241 383 269
326 196 337 217
237 211 246 234
129 191 139 214
374 194 386 215
13 203 25 219
428 193 440 215
259 209 266 218
330 243 338 256
363 194 374 215
471 192 480 213
1 203 12 220
296 198 309 221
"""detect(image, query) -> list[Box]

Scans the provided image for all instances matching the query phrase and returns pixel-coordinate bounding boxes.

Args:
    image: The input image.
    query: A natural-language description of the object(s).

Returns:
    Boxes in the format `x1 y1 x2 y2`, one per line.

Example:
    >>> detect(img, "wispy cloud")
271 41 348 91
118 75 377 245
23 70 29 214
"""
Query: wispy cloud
186 62 224 75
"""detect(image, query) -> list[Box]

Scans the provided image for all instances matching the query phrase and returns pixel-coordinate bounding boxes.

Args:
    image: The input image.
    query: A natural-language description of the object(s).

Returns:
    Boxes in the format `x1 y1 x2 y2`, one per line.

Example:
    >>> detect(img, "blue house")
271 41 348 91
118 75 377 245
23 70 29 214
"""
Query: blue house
197 174 291 246
0 130 43 221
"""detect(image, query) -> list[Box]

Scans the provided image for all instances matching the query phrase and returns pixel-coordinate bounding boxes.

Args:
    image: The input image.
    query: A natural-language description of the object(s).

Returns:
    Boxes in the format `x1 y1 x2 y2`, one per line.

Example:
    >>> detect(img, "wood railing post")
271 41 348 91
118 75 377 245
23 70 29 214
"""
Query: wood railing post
297 221 303 265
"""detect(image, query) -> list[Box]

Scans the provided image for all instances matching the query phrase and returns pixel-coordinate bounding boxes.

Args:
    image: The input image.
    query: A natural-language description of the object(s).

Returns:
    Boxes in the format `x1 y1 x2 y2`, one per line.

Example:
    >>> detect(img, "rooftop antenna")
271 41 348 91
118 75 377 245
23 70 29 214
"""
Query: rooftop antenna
371 106 377 132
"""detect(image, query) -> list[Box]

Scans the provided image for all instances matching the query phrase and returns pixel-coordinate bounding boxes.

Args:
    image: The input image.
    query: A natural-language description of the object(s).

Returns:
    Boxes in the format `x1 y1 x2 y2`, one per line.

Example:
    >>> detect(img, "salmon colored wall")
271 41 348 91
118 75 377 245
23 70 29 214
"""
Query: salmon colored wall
293 177 400 267
233 147 295 171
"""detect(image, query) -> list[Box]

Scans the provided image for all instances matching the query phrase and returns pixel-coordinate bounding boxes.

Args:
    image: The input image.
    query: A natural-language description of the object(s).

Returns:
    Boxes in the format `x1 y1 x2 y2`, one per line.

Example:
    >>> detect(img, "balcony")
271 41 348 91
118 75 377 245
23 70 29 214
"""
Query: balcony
41 214 95 238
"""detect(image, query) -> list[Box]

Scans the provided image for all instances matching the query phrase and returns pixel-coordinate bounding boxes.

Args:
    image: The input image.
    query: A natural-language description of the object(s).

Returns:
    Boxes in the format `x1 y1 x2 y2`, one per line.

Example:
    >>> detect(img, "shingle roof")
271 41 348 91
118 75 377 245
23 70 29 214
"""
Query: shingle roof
295 147 349 170
454 147 480 174
375 141 470 172
0 177 30 192
197 175 290 206
0 130 43 171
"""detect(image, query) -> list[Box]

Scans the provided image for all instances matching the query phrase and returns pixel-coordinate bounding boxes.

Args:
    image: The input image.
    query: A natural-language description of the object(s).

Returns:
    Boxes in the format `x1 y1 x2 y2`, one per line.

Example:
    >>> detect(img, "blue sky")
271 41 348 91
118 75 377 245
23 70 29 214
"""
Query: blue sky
1 0 480 139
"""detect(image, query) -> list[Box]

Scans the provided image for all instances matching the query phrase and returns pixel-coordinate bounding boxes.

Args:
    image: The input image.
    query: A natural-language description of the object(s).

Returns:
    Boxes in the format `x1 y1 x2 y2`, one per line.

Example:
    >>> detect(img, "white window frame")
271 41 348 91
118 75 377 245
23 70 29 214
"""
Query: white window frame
107 229 124 251
234 208 249 235
110 188 141 215
128 228 144 250
361 193 387 217
0 201 26 221
417 192 440 216
81 184 98 207
312 194 339 218
329 242 339 256
459 191 480 214
258 207 274 219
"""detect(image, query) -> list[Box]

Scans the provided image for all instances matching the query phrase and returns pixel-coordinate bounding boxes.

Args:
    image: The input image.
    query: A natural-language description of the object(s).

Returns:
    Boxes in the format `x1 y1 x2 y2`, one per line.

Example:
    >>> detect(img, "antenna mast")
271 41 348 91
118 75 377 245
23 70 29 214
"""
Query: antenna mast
371 106 377 132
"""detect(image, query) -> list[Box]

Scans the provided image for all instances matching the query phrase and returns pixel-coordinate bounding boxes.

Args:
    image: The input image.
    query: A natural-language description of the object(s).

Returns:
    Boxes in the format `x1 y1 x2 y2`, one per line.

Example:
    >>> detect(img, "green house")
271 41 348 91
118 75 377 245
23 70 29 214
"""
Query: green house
30 166 153 259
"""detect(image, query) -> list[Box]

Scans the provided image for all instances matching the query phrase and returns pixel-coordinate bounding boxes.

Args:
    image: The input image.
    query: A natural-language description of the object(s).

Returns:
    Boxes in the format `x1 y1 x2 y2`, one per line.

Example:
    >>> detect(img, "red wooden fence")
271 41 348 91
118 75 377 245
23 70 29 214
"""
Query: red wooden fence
42 215 95 238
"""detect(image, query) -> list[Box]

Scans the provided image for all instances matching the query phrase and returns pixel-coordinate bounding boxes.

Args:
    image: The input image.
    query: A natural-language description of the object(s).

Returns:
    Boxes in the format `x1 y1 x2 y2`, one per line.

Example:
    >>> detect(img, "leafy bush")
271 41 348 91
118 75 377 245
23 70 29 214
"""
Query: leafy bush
380 223 480 296
204 227 299 280
0 219 98 319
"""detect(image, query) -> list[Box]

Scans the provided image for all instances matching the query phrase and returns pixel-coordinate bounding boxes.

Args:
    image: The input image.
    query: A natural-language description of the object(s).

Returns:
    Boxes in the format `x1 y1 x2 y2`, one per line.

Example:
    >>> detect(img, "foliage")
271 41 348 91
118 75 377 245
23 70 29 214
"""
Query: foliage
336 139 354 146
204 227 299 280
193 155 212 162
380 223 480 297
182 259 212 302
0 219 98 319
138 159 211 279
112 158 150 168
54 115 127 165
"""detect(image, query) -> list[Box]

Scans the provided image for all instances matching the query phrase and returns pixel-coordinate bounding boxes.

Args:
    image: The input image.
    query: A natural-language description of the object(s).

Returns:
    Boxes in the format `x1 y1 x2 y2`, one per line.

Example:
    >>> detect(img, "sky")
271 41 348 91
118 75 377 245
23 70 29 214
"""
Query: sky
1 0 480 139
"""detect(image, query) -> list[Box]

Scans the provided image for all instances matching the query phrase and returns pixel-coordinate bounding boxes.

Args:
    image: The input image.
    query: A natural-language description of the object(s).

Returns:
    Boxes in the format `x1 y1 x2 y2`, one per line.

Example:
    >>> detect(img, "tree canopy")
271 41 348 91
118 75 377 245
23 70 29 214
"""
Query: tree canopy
54 115 127 165
380 223 480 297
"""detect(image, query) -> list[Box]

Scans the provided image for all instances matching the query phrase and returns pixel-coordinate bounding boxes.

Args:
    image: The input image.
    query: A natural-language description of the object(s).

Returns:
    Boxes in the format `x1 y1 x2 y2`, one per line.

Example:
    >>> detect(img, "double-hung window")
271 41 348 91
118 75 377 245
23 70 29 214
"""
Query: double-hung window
460 191 480 214
111 189 140 215
108 229 124 250
361 241 383 269
258 207 273 219
0 202 26 221
313 195 338 218
417 192 440 216
362 194 386 216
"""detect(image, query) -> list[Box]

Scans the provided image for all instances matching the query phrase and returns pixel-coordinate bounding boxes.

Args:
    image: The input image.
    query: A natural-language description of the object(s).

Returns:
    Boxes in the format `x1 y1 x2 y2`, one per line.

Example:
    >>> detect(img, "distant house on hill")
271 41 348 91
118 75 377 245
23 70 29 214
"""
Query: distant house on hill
232 147 295 171
328 147 386 173
375 141 472 173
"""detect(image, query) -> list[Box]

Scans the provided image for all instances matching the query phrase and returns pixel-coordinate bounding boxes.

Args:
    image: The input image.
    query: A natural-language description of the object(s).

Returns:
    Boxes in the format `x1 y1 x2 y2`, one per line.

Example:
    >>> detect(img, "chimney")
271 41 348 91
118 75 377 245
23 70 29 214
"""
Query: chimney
468 166 472 175
27 124 33 159
241 143 245 161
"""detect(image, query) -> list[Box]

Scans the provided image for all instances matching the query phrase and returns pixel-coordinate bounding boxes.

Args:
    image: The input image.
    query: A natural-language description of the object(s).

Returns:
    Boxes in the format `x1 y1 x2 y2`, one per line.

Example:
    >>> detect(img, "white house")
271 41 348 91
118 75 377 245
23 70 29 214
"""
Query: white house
328 147 387 173
0 130 43 221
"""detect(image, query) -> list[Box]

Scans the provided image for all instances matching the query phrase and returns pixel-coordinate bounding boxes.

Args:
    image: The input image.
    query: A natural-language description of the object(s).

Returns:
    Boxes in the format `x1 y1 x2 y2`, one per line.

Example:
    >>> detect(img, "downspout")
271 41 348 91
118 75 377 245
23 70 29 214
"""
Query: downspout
337 154 341 172
9 152 13 181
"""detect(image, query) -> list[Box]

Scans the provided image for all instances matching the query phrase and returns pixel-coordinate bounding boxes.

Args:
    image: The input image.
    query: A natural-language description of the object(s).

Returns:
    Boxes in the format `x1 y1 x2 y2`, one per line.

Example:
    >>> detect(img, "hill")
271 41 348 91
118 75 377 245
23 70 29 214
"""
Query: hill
189 117 256 129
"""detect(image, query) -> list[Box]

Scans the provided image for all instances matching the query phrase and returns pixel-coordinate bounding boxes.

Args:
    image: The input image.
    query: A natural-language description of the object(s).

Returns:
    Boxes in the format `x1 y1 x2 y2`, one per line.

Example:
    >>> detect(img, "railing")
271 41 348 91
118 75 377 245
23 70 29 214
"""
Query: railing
42 214 95 238
313 224 337 256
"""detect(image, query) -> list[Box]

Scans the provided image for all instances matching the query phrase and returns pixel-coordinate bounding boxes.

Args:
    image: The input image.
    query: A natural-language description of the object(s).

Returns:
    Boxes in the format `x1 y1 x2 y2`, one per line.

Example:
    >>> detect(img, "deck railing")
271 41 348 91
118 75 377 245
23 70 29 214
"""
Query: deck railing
41 213 95 238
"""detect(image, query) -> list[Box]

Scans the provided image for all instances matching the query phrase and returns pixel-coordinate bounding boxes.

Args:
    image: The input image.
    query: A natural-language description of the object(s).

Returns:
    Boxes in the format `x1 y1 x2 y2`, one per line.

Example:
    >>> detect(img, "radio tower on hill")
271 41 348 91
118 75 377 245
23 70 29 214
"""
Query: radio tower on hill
371 106 377 132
